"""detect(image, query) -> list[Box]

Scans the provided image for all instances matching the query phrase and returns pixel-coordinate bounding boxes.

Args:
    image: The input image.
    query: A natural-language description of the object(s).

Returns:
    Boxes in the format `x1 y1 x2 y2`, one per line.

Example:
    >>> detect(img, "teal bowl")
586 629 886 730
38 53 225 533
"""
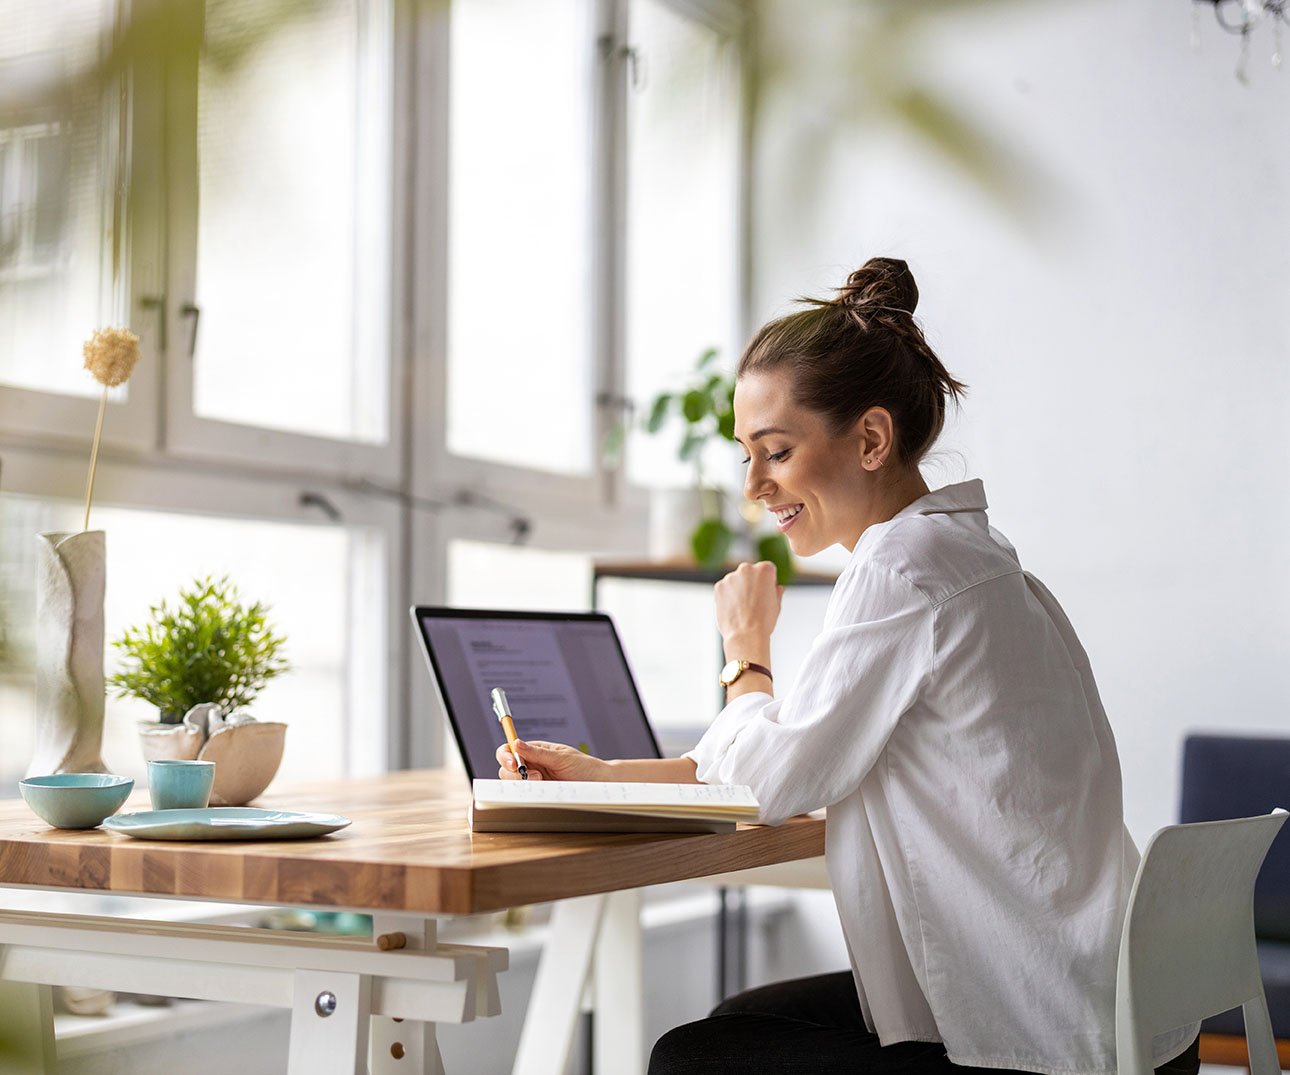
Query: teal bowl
20 774 134 830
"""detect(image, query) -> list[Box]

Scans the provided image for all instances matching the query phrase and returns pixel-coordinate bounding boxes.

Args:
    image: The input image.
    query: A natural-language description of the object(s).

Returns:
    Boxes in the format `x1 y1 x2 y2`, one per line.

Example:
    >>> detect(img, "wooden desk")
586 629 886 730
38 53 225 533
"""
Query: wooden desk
0 770 825 1074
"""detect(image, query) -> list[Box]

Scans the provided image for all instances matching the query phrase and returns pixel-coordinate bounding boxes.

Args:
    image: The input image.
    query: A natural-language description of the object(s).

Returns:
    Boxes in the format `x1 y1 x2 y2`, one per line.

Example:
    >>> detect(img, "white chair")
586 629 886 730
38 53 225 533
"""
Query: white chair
1117 808 1288 1075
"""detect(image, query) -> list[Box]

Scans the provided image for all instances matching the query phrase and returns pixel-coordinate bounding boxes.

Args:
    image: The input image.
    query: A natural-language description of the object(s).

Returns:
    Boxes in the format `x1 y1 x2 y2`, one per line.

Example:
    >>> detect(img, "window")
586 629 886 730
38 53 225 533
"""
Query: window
624 0 742 489
446 0 597 477
190 0 393 445
0 0 746 790
0 492 387 798
0 0 131 403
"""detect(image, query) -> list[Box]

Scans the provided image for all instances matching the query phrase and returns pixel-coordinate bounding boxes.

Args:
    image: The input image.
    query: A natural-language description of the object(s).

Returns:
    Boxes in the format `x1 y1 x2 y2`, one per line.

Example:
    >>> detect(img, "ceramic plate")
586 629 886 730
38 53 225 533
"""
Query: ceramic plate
103 807 351 841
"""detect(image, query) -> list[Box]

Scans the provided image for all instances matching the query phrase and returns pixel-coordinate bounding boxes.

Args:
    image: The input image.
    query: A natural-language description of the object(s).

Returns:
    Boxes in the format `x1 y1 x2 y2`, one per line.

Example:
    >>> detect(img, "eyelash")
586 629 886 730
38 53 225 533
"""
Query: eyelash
740 449 791 465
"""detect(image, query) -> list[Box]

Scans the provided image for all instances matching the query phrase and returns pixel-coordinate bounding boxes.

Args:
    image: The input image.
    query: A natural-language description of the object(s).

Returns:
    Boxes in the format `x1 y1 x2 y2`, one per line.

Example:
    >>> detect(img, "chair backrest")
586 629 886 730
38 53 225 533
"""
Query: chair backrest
1181 734 1290 940
1116 809 1287 1075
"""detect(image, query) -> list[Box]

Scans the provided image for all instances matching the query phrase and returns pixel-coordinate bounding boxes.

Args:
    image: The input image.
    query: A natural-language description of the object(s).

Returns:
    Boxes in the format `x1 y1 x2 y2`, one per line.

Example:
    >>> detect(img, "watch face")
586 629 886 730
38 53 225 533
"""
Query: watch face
719 659 742 686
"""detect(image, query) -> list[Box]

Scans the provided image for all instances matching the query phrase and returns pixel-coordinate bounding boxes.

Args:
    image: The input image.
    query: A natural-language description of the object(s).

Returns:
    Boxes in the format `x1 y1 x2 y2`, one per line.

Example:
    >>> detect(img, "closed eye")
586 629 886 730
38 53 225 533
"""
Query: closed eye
739 449 791 465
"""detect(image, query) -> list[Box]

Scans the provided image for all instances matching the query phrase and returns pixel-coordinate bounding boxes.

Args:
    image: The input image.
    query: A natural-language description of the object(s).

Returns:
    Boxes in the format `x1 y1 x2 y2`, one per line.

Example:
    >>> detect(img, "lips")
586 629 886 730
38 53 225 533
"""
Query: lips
773 504 804 531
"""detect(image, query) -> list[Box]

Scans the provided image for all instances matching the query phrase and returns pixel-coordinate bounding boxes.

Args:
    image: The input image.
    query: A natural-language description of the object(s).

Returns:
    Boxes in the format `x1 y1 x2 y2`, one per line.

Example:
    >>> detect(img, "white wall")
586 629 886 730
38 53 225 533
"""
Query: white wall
751 0 1290 847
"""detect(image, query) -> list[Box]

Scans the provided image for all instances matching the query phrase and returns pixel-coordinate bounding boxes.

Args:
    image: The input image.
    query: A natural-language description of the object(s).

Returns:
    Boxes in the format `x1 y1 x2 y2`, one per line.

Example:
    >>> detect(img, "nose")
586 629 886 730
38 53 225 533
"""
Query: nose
744 458 773 503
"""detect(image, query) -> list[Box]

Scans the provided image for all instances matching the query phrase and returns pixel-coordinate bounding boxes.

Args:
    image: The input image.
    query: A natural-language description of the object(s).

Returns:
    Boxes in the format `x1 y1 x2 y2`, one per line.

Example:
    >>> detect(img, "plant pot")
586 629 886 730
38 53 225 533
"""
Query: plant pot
28 531 109 777
649 488 709 562
138 704 287 806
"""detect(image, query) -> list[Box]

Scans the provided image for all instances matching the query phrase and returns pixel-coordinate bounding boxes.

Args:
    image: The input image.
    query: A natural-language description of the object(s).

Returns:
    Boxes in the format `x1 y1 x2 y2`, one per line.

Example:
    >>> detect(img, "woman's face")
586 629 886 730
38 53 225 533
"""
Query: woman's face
733 369 873 556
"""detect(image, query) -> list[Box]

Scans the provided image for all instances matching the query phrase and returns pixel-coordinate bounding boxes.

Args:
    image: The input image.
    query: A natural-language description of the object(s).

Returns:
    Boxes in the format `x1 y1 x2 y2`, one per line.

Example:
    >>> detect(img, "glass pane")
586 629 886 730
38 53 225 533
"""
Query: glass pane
595 577 719 751
192 0 392 443
625 0 739 488
0 0 124 399
0 495 384 798
447 0 594 475
447 540 590 612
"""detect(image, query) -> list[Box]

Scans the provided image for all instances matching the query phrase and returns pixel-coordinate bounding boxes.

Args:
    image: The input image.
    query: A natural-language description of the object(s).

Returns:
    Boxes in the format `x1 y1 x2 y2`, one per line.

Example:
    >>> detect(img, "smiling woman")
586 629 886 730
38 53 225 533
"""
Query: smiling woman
497 258 1201 1075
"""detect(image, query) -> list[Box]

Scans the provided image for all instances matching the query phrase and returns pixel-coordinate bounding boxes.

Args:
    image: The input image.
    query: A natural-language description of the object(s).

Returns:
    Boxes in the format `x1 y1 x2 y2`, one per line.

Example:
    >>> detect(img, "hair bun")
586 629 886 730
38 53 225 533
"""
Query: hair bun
839 257 919 316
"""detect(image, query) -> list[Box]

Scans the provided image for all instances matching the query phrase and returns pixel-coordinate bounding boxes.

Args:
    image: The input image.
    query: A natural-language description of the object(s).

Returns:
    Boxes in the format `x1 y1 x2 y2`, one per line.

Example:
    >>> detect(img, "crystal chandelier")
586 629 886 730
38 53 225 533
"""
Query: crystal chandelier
1194 0 1288 81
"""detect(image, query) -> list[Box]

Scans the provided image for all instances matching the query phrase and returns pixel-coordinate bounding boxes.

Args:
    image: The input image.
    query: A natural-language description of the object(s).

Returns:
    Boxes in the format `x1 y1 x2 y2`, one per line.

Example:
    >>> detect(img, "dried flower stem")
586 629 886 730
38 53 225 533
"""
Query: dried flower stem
83 387 107 532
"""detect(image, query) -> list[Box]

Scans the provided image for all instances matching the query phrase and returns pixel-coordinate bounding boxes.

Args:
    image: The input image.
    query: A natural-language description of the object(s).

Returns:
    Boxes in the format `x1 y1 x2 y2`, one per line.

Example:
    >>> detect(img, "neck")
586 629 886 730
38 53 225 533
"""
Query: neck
844 467 931 551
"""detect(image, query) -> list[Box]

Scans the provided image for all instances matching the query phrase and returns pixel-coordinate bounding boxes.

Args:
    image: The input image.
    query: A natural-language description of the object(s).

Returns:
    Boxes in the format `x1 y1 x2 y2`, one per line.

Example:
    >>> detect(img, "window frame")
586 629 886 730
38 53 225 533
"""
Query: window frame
158 0 404 481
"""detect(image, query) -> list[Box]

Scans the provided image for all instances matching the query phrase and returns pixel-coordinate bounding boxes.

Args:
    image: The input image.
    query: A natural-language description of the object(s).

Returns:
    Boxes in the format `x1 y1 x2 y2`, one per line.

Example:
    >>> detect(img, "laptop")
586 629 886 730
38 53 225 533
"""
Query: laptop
411 606 664 780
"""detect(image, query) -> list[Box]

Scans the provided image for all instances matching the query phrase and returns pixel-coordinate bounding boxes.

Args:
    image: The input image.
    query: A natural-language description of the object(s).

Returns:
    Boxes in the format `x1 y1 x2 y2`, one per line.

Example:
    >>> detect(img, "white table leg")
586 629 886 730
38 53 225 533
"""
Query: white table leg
0 978 56 1075
369 915 444 1075
288 968 373 1075
593 889 644 1075
513 894 607 1075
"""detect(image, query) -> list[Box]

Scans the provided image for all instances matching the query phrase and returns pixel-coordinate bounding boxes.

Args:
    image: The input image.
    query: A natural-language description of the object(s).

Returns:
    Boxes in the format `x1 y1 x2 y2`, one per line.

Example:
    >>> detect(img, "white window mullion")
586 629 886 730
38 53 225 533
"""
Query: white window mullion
593 0 630 508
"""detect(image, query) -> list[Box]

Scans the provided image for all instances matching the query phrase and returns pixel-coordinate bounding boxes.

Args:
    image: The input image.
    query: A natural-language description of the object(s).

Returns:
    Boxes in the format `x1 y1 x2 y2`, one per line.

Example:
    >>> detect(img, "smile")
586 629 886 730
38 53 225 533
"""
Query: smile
773 504 804 530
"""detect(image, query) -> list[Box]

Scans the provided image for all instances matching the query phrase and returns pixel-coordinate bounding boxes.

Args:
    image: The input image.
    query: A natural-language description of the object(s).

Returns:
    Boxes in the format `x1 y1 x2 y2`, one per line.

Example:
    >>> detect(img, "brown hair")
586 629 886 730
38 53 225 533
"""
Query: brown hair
737 257 967 465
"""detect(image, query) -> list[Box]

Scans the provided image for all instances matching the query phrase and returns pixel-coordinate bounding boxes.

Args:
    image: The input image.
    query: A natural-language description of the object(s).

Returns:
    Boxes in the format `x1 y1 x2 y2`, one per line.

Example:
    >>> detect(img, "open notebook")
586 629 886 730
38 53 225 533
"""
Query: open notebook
469 780 761 834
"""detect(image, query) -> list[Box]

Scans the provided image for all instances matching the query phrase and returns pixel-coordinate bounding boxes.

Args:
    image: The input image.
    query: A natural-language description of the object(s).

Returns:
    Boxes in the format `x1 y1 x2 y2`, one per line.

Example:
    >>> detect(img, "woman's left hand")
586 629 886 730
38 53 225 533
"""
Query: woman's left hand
714 561 783 660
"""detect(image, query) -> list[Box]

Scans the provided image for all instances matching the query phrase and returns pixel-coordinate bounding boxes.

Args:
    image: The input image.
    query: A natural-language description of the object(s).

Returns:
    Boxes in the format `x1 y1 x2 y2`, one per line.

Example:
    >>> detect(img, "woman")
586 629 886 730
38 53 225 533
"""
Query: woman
496 258 1200 1075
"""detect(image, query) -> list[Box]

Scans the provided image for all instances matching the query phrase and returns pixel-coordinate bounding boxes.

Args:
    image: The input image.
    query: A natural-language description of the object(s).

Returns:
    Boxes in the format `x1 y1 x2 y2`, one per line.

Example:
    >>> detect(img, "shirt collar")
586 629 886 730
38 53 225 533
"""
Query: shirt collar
893 479 988 520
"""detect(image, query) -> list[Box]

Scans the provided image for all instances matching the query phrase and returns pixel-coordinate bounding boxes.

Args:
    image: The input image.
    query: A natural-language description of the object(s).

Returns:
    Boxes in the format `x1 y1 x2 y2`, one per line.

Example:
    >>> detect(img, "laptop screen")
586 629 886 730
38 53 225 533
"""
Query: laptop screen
412 607 663 780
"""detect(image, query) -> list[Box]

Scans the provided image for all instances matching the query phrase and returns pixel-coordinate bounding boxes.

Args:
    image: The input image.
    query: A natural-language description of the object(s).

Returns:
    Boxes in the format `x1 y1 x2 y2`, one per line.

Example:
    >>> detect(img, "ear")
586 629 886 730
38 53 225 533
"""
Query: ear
855 407 895 472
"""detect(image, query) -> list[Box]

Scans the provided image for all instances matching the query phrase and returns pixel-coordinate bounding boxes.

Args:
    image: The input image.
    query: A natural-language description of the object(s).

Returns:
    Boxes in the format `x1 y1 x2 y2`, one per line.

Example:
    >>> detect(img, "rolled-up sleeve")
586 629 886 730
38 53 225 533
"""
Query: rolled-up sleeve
685 562 934 824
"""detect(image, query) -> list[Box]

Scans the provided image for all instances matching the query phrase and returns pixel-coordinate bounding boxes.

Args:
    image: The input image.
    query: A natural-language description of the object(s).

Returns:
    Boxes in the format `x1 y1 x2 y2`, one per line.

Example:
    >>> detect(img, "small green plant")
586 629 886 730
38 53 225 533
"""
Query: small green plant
110 576 290 724
643 349 794 582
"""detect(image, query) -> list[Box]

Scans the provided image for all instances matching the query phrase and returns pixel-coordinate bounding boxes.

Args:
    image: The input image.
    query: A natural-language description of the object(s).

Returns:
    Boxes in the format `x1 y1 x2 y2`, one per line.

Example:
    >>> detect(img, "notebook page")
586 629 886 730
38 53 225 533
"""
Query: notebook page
472 779 758 810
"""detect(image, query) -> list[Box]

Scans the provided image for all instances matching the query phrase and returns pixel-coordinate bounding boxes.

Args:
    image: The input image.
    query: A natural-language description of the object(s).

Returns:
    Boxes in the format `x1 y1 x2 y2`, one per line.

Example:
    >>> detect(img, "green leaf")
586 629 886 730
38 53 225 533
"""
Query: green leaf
691 517 734 570
715 407 735 442
756 533 795 585
645 393 673 434
681 389 708 424
697 347 719 369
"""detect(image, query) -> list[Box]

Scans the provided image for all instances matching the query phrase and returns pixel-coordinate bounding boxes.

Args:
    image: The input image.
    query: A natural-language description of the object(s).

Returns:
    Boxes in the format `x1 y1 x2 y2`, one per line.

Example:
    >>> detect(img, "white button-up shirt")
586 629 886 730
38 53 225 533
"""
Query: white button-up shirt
688 480 1195 1075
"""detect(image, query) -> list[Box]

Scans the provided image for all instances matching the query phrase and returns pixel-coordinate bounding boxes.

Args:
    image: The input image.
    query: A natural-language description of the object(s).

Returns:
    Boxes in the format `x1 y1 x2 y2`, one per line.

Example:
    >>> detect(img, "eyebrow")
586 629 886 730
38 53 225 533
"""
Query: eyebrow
735 426 792 447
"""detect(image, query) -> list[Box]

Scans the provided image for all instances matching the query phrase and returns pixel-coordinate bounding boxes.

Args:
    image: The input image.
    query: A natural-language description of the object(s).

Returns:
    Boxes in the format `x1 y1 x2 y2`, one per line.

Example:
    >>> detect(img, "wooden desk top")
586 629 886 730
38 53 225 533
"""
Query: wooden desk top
0 770 825 916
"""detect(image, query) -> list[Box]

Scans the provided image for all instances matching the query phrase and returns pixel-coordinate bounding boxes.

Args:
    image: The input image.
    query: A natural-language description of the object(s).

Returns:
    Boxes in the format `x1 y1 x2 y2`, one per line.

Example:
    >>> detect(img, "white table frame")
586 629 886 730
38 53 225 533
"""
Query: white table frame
0 857 829 1075
0 894 505 1075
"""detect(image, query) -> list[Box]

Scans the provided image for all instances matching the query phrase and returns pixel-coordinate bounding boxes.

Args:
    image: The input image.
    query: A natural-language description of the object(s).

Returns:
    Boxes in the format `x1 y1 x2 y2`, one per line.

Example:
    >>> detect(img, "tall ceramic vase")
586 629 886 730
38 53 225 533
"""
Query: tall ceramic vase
27 531 109 777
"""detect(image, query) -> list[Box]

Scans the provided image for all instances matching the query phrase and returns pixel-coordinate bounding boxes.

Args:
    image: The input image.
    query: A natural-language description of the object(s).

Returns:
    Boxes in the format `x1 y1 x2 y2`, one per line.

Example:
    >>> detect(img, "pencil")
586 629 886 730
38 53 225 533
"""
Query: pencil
490 688 528 780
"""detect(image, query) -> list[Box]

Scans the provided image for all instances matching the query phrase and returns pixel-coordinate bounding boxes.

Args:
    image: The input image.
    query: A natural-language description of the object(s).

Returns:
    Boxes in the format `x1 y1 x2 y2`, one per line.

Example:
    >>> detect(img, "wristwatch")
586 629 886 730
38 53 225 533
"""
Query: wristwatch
719 659 773 688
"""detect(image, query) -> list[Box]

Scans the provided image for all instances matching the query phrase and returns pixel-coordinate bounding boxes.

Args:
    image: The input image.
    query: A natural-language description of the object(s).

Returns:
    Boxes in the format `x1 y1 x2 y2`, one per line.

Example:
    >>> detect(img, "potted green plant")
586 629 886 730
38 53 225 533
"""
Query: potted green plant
642 349 794 581
111 575 290 723
111 576 292 806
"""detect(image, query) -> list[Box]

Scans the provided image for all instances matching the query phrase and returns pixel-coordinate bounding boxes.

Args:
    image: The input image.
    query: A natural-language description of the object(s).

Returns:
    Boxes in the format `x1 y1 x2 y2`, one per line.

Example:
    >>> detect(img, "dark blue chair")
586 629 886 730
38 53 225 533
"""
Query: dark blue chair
1180 734 1290 1067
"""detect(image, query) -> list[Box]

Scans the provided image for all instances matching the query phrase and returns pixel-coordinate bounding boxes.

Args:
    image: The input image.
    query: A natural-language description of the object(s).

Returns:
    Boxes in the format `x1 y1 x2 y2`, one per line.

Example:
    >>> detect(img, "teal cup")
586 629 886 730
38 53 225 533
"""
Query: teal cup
148 759 215 811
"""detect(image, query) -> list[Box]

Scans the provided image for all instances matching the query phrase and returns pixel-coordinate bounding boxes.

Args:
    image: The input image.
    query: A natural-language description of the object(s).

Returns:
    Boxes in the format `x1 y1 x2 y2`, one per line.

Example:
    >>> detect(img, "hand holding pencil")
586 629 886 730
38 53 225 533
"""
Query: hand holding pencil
490 691 612 782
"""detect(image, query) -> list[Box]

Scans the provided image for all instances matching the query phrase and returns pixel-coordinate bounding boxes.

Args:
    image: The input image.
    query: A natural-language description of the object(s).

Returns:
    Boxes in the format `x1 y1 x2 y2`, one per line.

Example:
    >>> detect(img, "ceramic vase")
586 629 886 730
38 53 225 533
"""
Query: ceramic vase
648 488 708 562
138 703 287 806
28 531 109 777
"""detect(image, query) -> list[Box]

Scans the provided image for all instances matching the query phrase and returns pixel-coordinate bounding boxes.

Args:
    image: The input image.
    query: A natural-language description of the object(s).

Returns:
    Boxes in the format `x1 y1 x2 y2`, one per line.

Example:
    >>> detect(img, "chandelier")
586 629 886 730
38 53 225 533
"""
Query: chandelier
1194 0 1288 81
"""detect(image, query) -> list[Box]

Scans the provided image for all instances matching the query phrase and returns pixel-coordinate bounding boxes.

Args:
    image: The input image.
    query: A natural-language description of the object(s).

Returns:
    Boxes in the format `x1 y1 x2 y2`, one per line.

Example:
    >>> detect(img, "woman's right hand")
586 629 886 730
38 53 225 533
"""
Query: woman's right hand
495 740 610 782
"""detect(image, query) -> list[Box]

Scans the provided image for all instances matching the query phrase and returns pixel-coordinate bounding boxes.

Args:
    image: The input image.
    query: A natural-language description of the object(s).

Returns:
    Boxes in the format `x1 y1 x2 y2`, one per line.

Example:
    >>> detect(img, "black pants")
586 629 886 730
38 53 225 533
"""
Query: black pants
648 971 1202 1075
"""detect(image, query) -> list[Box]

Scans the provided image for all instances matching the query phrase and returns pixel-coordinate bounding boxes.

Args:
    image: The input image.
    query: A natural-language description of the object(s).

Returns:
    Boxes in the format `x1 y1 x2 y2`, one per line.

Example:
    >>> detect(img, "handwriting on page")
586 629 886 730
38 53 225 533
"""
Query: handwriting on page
473 780 758 808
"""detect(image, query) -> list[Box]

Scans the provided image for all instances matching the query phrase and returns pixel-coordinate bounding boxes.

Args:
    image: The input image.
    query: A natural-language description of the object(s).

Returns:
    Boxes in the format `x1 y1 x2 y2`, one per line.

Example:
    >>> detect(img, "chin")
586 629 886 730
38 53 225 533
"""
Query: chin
785 531 824 559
